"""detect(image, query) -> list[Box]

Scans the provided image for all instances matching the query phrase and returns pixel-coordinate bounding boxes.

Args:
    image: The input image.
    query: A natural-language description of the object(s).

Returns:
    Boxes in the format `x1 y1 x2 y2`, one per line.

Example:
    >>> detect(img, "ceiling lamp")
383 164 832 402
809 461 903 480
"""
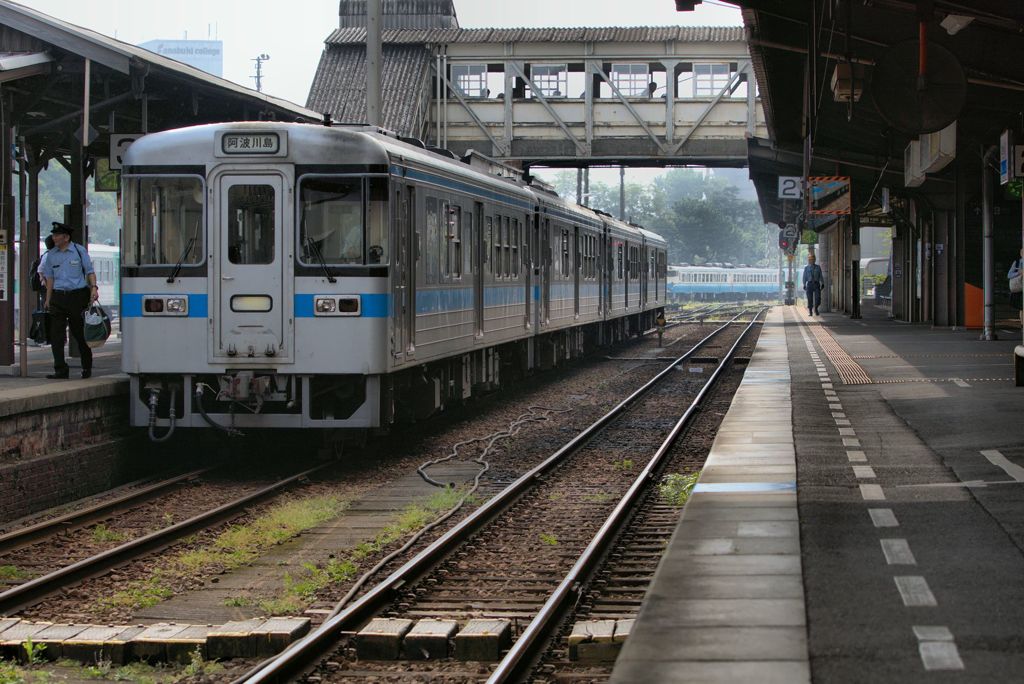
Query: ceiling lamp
939 14 974 35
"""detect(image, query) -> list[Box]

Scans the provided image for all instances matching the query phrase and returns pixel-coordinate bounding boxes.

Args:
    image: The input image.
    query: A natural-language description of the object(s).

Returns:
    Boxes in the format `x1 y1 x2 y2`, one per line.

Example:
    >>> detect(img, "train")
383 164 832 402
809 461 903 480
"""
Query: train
121 121 668 436
666 264 780 301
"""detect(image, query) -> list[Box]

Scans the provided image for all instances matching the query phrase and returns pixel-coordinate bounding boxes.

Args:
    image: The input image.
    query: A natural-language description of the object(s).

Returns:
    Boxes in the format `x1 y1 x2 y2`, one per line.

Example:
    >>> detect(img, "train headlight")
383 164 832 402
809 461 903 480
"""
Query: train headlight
165 297 188 314
142 295 189 316
315 297 337 313
313 295 361 316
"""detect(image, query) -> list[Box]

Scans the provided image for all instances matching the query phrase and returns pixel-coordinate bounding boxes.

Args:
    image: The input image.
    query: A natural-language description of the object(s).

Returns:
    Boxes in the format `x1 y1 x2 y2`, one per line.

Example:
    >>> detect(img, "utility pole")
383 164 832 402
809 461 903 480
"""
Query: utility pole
619 166 626 220
252 53 270 93
366 0 382 127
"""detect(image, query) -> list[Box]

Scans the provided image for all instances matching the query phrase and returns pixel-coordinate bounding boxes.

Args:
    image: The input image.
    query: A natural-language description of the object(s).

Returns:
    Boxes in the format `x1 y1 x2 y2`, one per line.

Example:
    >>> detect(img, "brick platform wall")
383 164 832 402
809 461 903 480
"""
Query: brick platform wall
0 388 155 524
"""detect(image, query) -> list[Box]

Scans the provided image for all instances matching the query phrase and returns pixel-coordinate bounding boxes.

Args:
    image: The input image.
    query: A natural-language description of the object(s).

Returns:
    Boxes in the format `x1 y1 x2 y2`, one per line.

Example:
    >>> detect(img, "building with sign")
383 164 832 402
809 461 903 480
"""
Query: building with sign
138 39 223 77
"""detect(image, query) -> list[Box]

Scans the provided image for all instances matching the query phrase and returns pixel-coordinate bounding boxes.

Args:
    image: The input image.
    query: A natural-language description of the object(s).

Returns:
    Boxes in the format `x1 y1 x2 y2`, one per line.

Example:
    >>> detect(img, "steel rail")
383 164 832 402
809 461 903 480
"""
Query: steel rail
0 468 210 554
0 463 332 616
239 311 753 684
487 308 766 683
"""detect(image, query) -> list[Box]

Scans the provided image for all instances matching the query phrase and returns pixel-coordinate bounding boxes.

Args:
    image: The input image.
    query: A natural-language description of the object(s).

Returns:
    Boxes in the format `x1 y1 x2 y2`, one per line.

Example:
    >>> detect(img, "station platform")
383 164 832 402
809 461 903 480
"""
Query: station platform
0 339 125 412
612 304 1024 683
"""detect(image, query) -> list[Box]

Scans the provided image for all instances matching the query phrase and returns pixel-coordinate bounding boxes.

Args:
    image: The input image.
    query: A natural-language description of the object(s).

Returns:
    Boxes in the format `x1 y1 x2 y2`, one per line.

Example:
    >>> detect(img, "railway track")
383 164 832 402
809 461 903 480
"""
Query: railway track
238 309 764 683
0 463 332 616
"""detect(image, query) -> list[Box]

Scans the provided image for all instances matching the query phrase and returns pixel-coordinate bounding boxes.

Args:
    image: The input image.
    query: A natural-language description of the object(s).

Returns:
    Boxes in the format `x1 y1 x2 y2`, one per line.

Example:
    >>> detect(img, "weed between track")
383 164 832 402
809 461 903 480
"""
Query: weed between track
98 495 348 612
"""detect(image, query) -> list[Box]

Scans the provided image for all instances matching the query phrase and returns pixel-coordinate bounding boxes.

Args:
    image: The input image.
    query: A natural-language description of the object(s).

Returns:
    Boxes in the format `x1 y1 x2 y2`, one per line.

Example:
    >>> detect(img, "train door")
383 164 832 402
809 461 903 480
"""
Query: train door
213 173 292 362
618 237 626 307
392 183 410 359
541 218 551 325
523 214 531 328
641 244 648 306
573 226 580 317
406 185 417 353
474 202 484 337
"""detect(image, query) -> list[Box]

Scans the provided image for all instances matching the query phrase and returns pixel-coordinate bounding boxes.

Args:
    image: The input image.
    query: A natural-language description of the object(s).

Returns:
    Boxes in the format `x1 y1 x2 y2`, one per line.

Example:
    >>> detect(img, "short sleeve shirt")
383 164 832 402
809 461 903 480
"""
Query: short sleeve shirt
41 243 94 290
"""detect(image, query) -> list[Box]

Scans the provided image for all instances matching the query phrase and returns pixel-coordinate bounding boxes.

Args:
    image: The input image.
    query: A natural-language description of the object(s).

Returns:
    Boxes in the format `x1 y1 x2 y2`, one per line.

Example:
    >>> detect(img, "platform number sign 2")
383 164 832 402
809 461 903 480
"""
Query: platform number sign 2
778 176 803 200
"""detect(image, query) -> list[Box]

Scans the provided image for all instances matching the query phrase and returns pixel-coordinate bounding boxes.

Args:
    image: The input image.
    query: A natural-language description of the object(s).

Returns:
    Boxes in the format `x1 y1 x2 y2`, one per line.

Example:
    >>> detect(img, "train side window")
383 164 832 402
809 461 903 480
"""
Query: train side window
228 184 275 265
511 219 519 277
565 228 573 276
444 203 462 279
485 216 493 273
425 197 439 284
366 178 388 264
493 215 502 277
616 243 623 280
464 210 473 276
503 216 511 277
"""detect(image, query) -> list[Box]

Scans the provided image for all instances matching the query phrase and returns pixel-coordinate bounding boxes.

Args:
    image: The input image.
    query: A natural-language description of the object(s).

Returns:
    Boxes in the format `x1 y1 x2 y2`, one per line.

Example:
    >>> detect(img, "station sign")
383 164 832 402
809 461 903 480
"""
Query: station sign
808 176 851 215
109 134 143 170
778 176 802 199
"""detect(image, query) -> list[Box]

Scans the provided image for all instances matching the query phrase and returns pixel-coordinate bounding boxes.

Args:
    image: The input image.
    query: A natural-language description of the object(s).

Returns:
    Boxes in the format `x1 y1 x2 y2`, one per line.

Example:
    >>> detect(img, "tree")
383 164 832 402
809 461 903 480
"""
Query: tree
507 167 769 266
33 165 119 245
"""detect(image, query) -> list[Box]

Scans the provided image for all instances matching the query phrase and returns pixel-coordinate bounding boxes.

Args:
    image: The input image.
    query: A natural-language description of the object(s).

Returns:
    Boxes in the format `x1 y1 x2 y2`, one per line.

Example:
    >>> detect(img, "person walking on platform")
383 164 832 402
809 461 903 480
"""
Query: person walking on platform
802 253 823 316
1009 248 1023 331
41 222 97 379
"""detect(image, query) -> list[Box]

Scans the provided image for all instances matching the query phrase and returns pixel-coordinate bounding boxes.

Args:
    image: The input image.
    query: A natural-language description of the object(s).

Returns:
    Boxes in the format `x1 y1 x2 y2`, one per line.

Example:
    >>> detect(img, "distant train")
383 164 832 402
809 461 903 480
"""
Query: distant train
667 264 780 301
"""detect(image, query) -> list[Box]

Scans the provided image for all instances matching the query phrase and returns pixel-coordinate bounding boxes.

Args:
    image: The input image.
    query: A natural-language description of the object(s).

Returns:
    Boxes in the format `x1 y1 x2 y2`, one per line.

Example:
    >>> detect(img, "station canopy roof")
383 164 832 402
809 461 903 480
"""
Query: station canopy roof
0 0 322 163
732 1 1024 225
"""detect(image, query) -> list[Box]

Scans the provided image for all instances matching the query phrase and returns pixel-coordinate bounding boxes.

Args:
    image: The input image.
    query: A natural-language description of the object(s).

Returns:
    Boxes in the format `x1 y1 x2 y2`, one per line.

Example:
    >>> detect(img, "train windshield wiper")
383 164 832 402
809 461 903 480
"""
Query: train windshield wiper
166 236 196 283
305 236 337 283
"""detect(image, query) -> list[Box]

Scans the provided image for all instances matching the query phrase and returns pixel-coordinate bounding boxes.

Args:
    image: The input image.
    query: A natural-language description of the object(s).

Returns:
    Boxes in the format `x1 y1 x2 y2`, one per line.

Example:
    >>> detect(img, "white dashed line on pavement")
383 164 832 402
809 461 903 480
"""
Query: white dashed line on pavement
881 538 916 565
847 450 867 462
843 437 861 447
952 378 970 388
853 465 876 479
859 483 885 500
980 449 1024 482
869 508 899 527
895 576 938 607
919 641 965 671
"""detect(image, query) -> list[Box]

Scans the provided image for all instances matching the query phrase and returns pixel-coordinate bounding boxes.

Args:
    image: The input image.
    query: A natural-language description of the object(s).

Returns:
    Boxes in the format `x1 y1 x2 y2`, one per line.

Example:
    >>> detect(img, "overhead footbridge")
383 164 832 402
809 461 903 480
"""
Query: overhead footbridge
308 24 767 168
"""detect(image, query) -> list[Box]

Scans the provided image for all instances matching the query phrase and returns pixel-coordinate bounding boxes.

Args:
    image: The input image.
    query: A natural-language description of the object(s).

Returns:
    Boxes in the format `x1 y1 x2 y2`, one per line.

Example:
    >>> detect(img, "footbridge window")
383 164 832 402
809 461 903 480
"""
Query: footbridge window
451 64 488 98
677 62 747 99
529 64 567 98
611 63 650 96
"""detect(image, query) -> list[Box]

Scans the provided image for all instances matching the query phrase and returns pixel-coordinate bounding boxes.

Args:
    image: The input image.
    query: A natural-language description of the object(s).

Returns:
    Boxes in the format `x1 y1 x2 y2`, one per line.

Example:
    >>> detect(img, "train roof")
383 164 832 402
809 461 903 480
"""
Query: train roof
121 122 665 246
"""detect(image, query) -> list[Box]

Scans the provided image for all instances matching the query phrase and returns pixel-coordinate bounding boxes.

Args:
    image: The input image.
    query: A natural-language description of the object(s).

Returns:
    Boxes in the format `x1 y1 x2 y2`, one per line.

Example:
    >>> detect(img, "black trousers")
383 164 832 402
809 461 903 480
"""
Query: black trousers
49 288 92 373
806 285 821 312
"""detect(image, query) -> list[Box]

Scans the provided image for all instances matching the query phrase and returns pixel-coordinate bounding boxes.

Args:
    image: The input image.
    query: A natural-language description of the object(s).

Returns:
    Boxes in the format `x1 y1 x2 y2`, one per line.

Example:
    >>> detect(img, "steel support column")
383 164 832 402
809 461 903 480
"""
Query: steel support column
851 212 861 319
981 146 997 340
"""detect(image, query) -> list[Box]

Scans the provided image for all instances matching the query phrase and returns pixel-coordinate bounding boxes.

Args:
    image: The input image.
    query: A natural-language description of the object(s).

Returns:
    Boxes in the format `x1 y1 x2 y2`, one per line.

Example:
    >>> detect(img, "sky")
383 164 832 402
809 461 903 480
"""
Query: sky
24 0 745 186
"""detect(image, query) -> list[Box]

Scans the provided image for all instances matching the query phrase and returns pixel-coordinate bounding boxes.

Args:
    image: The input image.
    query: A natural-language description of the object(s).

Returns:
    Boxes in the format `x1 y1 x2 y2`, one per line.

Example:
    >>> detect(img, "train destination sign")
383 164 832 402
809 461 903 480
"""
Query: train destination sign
221 132 281 154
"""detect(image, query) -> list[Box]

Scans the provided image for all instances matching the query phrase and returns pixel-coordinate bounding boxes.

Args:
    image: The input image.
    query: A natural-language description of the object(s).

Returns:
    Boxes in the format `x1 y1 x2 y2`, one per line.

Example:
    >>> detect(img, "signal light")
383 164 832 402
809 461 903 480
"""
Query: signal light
778 230 791 251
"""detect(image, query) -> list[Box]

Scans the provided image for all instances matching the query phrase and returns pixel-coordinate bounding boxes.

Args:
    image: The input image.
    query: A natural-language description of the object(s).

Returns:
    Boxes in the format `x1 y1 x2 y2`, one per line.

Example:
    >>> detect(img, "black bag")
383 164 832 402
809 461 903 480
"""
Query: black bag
29 308 49 344
83 304 111 348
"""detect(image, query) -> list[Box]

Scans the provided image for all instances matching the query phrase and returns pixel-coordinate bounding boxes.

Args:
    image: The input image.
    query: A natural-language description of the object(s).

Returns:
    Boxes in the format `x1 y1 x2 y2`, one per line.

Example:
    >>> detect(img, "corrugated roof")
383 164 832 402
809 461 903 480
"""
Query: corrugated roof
0 0 320 120
326 25 745 45
306 44 432 135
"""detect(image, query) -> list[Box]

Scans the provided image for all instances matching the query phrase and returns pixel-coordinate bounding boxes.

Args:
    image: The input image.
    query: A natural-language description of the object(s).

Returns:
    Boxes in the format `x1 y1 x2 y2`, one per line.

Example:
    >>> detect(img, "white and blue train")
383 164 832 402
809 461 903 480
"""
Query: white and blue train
121 122 667 436
667 264 780 301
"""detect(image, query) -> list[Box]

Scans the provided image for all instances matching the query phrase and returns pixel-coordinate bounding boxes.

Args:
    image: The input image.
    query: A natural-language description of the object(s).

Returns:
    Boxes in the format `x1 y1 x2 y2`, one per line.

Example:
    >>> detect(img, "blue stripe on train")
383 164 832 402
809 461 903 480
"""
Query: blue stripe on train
294 293 389 318
122 293 208 318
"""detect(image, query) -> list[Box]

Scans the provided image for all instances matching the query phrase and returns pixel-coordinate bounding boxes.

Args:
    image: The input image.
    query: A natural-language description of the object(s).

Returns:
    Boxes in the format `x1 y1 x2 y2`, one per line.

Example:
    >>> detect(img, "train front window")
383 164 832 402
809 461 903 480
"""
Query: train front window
228 185 275 264
299 177 388 266
299 177 363 265
123 176 204 266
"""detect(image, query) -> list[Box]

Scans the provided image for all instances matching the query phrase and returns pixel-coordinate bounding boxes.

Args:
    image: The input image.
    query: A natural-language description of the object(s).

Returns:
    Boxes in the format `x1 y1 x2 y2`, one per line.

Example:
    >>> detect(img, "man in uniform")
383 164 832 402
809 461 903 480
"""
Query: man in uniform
42 222 98 379
802 252 824 316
